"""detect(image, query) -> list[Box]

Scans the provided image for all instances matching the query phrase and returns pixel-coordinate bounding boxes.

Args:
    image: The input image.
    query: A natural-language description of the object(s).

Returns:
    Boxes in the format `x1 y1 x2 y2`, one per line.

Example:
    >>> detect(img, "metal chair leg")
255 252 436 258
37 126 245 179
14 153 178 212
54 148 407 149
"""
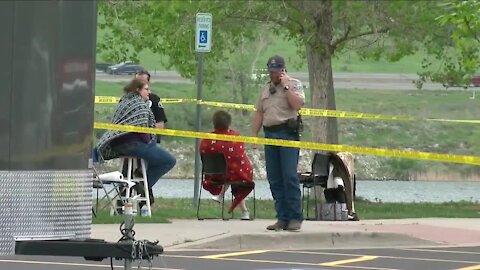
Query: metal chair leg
196 183 203 220
139 159 151 217
306 186 311 220
301 185 305 216
96 188 99 213
313 185 318 220
252 187 256 220
229 189 234 219
221 184 228 220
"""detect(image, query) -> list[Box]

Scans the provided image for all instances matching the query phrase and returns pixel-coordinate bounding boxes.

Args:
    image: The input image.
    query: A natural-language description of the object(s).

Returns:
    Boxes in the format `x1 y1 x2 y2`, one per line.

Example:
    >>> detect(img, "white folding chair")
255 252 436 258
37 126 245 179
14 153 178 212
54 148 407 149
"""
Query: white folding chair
92 165 135 216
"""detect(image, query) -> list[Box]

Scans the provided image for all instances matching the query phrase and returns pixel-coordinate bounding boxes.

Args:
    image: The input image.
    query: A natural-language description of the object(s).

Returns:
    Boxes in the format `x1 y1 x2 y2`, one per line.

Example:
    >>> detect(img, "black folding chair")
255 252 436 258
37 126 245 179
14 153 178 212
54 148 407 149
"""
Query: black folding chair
197 153 256 220
298 153 330 220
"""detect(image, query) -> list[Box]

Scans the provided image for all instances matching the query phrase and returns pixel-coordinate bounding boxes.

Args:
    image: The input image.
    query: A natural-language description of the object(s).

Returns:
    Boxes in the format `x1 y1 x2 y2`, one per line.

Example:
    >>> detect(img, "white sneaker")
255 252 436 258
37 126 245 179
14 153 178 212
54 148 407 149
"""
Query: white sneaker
211 195 221 203
240 211 250 220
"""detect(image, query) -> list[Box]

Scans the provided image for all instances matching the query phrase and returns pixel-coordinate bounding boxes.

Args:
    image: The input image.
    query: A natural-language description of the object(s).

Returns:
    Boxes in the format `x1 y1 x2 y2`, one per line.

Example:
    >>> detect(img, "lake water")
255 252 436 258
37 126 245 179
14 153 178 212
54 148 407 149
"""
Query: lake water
150 179 480 203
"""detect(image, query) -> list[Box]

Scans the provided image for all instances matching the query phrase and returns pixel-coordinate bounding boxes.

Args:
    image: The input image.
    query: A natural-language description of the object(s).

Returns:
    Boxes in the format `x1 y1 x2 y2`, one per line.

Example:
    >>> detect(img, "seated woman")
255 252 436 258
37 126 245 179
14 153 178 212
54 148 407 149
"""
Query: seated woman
200 110 254 220
96 78 176 205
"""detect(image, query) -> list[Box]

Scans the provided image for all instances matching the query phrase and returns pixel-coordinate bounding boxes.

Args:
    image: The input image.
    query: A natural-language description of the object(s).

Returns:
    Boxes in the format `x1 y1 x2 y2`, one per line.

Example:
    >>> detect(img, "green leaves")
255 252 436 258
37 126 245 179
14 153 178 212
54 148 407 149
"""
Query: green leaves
418 0 480 88
98 1 479 85
99 1 265 85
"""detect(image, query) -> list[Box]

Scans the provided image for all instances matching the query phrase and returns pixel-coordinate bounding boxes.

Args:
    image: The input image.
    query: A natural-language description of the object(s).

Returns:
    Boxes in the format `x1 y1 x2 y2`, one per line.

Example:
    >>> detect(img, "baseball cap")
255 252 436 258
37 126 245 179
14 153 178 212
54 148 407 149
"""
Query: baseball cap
266 55 286 72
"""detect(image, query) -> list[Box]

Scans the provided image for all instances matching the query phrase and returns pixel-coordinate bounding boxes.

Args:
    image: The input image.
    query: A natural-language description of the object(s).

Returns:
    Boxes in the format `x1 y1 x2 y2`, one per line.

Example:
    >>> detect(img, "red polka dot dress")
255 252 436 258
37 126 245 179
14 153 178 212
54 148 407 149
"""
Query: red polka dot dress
200 129 254 212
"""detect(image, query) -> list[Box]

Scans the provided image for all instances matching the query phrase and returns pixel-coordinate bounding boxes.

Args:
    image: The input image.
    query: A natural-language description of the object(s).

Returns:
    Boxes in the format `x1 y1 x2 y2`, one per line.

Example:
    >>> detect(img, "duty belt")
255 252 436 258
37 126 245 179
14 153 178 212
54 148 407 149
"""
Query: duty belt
263 123 288 132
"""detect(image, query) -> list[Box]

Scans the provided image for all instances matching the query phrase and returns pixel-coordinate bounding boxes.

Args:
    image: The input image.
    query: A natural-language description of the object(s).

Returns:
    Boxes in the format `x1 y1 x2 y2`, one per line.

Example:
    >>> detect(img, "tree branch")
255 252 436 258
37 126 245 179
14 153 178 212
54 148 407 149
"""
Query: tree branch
226 14 291 30
331 25 352 48
284 0 302 14
222 2 305 35
463 17 480 43
283 0 307 35
332 27 389 48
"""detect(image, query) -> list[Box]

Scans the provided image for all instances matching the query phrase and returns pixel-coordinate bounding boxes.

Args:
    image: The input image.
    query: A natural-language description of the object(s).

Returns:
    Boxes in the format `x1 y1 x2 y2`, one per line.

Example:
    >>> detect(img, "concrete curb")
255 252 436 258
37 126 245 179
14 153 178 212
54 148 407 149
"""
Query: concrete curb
167 231 437 250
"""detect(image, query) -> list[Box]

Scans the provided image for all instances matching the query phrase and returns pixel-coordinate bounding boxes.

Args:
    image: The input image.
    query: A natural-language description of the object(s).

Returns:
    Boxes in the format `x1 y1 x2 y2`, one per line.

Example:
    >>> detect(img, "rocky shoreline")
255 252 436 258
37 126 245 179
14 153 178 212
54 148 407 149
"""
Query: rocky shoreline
99 143 479 182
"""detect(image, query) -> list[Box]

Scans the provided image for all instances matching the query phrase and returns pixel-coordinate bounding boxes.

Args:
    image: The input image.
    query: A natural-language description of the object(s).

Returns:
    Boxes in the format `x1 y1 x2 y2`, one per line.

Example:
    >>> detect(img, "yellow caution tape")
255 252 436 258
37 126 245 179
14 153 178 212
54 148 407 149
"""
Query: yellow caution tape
197 100 478 123
95 96 121 104
427 118 480 124
300 108 415 121
198 100 256 111
197 100 416 121
94 122 480 166
160 98 198 104
94 96 197 104
94 96 478 124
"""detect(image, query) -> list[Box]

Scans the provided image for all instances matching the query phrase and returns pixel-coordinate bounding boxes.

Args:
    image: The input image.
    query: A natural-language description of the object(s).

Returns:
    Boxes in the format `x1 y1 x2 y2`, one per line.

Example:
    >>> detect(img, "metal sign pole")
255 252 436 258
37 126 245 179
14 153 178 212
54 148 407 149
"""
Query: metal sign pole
193 13 211 207
193 52 205 207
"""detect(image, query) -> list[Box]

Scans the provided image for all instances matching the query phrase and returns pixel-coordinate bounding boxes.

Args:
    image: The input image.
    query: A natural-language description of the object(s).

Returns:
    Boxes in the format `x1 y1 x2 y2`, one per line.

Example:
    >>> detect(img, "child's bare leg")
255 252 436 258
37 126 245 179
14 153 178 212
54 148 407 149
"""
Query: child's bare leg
219 184 230 197
239 199 248 212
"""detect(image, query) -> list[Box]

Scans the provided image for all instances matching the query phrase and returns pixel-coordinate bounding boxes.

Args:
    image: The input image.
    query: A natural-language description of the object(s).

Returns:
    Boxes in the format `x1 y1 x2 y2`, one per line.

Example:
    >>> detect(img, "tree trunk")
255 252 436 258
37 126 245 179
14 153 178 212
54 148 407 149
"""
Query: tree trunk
239 73 249 116
305 0 338 144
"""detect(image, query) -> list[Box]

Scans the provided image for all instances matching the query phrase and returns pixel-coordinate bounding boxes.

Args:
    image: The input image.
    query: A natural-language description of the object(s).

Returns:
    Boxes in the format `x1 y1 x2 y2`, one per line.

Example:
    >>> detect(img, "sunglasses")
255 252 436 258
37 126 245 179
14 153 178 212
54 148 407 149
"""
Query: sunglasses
267 63 283 69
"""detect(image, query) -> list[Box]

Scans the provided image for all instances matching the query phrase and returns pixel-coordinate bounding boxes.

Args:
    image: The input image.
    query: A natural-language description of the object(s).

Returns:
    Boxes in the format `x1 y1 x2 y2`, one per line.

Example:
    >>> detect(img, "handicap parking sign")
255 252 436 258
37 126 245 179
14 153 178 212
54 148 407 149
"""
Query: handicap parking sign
195 13 212 52
199 30 208 44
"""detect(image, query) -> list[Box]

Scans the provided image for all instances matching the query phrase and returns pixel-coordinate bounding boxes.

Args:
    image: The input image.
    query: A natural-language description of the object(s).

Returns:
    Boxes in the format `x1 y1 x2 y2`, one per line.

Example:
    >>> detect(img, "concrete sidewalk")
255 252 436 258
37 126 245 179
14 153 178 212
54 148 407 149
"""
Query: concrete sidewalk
91 218 480 251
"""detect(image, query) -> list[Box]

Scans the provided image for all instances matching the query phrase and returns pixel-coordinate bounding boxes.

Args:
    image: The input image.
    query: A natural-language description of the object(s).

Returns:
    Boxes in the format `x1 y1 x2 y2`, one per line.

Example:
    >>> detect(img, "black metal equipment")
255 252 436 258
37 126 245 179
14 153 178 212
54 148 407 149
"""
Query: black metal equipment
15 239 163 261
15 199 163 270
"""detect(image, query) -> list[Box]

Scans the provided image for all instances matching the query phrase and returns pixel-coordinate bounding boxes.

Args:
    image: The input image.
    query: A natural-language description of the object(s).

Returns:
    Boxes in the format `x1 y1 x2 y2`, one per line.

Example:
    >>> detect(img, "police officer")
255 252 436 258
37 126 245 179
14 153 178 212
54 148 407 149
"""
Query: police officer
251 55 305 231
135 70 168 140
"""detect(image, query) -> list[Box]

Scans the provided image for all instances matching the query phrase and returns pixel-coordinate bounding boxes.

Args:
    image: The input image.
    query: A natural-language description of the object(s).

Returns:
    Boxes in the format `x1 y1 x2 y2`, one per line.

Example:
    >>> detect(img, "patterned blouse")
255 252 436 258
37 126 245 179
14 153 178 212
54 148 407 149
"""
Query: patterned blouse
199 129 253 184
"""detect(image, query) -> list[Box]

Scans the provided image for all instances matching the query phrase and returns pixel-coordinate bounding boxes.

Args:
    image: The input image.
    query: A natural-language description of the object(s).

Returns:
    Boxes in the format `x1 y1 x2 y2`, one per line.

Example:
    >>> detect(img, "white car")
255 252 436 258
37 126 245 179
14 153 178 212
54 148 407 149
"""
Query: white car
251 68 268 81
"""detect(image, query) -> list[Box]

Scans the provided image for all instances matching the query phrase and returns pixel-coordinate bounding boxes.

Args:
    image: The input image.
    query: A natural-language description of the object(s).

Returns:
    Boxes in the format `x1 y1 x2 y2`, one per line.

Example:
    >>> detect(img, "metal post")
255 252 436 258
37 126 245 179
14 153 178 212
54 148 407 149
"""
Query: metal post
123 200 135 270
193 52 205 207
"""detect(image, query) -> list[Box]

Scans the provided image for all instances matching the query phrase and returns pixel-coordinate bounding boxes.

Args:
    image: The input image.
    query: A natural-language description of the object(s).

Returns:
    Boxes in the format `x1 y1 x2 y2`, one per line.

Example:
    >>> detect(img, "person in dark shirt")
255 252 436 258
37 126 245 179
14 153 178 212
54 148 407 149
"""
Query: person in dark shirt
135 70 167 142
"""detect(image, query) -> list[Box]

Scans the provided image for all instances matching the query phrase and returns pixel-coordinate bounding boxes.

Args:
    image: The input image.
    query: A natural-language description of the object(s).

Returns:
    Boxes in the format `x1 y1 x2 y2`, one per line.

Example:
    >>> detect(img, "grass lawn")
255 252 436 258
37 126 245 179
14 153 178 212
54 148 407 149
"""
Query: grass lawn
92 198 480 224
259 39 429 73
97 42 429 74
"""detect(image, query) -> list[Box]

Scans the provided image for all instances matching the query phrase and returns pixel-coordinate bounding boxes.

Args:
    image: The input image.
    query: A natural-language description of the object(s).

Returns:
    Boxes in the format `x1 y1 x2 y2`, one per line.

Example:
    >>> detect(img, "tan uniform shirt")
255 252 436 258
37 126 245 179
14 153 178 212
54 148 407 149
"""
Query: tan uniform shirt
255 75 305 127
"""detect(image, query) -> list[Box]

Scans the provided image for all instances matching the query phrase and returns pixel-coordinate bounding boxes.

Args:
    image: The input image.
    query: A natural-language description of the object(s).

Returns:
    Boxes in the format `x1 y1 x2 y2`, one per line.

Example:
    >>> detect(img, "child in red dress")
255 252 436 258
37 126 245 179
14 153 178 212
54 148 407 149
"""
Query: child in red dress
199 111 254 220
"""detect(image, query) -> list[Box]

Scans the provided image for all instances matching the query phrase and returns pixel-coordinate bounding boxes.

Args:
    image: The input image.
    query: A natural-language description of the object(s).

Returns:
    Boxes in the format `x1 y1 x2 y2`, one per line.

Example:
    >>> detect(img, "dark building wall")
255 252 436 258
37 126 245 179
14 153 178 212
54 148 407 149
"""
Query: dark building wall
0 0 96 255
0 1 14 169
1 1 96 170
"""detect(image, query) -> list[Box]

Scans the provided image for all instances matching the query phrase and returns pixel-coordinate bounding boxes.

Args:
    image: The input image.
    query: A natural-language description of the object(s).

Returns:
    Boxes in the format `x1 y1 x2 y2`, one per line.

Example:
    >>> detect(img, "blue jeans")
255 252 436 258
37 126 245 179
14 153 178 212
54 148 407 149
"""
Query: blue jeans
92 146 99 163
264 129 303 223
112 140 176 189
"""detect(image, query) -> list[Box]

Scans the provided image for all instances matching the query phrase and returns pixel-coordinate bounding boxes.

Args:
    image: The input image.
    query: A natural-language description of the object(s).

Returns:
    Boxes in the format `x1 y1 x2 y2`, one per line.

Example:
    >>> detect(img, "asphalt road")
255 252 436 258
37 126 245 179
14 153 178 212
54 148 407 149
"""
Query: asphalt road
96 71 477 91
2 246 479 270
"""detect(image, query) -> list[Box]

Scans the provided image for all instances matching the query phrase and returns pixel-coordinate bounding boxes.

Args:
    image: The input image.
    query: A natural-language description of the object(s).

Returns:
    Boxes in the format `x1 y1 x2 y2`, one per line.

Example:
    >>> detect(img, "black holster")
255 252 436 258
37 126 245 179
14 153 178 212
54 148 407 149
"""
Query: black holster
285 114 303 137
